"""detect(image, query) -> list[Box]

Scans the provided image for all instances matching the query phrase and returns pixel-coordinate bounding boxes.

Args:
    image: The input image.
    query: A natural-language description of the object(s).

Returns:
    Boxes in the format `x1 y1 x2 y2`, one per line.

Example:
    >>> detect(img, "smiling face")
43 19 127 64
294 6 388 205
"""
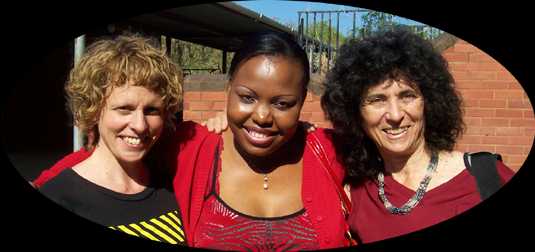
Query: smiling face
227 55 305 157
360 79 425 158
96 84 165 164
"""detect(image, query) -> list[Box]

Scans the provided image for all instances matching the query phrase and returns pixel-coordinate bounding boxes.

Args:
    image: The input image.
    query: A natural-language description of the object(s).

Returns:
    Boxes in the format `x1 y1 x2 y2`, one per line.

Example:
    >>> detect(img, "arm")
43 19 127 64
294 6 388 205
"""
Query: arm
32 148 92 188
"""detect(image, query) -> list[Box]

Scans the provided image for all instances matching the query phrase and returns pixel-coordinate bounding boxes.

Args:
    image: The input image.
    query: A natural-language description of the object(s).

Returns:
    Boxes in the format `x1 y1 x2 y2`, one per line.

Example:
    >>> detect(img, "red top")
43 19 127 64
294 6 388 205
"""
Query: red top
32 148 92 188
33 121 349 249
172 122 348 249
348 161 515 243
194 147 319 251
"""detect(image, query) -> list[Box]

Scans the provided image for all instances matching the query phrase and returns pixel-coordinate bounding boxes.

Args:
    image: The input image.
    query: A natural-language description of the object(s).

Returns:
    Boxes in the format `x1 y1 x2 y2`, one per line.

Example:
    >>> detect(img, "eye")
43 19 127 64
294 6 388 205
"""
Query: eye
273 100 295 110
114 106 133 114
400 92 419 102
239 95 256 104
144 107 163 115
363 96 385 105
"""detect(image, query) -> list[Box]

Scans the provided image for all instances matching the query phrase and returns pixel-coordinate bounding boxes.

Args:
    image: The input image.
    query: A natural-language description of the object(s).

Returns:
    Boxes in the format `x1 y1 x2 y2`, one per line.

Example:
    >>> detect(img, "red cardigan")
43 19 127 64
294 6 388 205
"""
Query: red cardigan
171 121 348 249
33 121 349 249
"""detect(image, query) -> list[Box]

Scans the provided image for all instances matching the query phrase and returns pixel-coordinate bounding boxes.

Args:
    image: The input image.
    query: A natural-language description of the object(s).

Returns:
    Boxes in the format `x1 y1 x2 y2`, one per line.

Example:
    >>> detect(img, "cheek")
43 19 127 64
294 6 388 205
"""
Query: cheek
273 108 300 133
227 97 253 124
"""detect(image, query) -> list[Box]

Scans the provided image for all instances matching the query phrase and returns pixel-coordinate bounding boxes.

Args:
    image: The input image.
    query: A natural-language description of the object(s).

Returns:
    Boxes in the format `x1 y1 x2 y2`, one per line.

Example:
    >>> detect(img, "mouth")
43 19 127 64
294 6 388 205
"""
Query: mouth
119 135 149 148
382 126 410 139
242 127 277 148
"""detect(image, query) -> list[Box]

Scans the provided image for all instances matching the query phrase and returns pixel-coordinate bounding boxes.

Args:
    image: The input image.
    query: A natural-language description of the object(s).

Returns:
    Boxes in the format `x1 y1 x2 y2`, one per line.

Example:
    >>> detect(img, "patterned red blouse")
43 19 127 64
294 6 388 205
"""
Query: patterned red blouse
193 149 320 251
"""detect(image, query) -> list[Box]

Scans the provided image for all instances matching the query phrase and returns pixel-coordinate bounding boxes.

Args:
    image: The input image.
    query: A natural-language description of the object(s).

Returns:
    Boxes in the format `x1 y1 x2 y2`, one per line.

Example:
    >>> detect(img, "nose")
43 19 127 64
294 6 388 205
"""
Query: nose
130 110 148 133
385 99 404 123
252 103 273 126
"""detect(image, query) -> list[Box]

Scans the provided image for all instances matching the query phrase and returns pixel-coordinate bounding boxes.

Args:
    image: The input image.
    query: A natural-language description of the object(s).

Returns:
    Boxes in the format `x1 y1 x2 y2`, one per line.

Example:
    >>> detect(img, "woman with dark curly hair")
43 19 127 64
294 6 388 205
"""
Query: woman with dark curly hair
321 28 515 243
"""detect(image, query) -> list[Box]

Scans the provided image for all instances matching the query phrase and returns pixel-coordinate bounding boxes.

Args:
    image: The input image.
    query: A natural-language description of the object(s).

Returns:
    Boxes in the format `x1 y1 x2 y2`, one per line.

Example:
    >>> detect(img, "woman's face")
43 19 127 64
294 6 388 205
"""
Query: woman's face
360 79 425 157
97 84 165 164
227 55 305 157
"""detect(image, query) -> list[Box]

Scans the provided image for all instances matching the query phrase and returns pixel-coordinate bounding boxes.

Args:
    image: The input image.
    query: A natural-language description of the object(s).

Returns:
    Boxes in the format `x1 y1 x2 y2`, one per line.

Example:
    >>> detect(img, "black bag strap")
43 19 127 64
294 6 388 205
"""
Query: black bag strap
463 152 503 200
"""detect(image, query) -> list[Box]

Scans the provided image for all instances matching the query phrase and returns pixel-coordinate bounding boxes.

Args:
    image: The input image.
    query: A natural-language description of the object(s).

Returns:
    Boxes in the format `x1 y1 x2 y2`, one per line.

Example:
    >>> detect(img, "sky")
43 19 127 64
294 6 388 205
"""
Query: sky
233 0 424 36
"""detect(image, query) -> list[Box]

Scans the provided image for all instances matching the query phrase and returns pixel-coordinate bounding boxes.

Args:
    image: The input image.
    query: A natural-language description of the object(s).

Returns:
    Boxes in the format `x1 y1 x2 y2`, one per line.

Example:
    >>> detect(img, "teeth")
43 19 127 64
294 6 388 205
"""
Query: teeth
123 136 141 145
384 126 409 135
248 130 268 138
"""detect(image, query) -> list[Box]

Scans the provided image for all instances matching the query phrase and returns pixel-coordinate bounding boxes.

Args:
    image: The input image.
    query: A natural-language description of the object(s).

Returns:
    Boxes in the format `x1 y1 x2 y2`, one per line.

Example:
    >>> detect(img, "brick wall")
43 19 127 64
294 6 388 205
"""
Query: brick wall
182 39 533 171
445 40 533 171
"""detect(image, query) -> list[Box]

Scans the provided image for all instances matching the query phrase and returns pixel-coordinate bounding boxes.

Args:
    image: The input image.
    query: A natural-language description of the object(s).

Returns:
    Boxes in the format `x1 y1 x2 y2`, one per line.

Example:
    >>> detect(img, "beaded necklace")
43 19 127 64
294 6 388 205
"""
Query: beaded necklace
378 151 439 215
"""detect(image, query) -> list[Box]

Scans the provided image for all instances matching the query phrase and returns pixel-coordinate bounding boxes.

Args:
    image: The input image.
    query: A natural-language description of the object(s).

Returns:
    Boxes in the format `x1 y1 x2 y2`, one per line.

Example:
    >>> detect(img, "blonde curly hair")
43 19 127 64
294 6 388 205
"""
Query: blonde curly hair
66 34 183 150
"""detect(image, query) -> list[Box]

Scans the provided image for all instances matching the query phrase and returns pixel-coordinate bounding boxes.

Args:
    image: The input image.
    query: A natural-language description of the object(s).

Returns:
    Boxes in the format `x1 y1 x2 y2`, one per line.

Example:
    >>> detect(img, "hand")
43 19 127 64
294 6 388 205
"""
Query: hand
201 111 228 134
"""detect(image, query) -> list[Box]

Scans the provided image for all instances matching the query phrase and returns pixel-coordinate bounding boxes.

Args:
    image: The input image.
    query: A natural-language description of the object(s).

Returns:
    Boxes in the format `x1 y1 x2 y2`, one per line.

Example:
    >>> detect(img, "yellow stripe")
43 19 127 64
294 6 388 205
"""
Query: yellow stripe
129 224 160 242
140 221 177 244
160 215 185 237
151 218 184 242
117 225 139 237
168 212 182 226
109 226 116 230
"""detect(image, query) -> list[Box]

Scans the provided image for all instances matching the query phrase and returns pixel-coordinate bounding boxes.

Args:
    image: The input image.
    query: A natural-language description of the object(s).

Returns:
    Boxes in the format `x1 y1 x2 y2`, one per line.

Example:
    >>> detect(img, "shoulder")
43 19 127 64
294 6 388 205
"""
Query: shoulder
175 121 218 144
496 160 516 183
39 169 77 198
33 149 92 187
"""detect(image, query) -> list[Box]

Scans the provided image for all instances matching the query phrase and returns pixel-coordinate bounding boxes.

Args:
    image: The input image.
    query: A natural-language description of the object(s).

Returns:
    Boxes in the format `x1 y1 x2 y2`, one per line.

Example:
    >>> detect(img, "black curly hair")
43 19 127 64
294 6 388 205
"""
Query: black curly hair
321 28 465 184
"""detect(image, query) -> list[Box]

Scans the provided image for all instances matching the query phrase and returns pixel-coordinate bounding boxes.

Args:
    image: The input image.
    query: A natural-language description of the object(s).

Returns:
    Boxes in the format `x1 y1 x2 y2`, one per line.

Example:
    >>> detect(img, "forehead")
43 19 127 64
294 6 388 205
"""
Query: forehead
106 84 162 104
231 55 305 93
366 79 420 94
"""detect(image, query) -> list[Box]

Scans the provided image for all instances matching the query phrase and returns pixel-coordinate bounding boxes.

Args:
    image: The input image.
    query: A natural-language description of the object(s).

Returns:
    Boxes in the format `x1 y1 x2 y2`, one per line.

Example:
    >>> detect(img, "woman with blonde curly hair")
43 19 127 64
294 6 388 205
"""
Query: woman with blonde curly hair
38 34 186 245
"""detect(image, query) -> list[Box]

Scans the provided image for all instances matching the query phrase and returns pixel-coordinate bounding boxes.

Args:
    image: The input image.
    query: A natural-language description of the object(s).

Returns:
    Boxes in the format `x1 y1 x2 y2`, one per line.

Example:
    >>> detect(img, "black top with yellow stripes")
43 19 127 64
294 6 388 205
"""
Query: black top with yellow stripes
39 168 186 245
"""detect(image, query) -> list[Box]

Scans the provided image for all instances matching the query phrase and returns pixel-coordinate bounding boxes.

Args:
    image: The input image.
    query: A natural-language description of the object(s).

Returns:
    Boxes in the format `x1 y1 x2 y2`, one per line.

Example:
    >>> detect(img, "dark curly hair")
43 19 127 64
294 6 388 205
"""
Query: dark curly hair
321 28 465 184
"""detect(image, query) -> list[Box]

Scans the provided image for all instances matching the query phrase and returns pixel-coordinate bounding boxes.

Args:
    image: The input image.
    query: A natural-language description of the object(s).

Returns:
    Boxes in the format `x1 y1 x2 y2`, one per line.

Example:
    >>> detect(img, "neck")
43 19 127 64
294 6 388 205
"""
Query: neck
381 143 431 178
223 127 304 174
83 143 151 193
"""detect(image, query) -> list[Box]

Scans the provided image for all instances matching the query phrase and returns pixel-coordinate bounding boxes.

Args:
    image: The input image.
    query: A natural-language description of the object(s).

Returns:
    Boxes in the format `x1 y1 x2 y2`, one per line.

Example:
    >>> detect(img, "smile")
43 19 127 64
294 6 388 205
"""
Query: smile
243 127 276 147
383 126 410 138
120 136 145 147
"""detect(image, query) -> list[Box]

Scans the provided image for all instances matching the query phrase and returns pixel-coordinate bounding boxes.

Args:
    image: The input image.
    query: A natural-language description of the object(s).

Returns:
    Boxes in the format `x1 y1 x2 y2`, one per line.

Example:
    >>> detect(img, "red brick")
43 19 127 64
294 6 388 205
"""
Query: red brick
507 136 534 145
453 43 476 52
510 119 535 127
454 144 470 152
495 109 523 118
183 91 201 101
457 135 482 144
212 101 226 110
507 155 528 166
480 136 509 145
468 71 497 80
201 111 218 120
201 91 226 101
479 99 506 108
495 145 524 155
449 62 469 71
300 112 312 121
508 100 531 109
481 118 509 127
468 145 496 153
182 102 190 111
464 117 482 126
467 63 502 71
525 128 535 136
451 70 470 80
497 71 517 81
456 81 487 89
444 52 469 62
465 127 495 136
524 146 533 155
301 101 322 112
460 90 494 99
484 81 510 89
464 108 495 117
508 81 523 89
524 110 534 118
468 52 496 63
494 90 524 99
305 92 314 102
316 122 333 129
310 112 326 121
183 111 202 120
495 127 524 136
189 101 212 111
463 99 479 108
